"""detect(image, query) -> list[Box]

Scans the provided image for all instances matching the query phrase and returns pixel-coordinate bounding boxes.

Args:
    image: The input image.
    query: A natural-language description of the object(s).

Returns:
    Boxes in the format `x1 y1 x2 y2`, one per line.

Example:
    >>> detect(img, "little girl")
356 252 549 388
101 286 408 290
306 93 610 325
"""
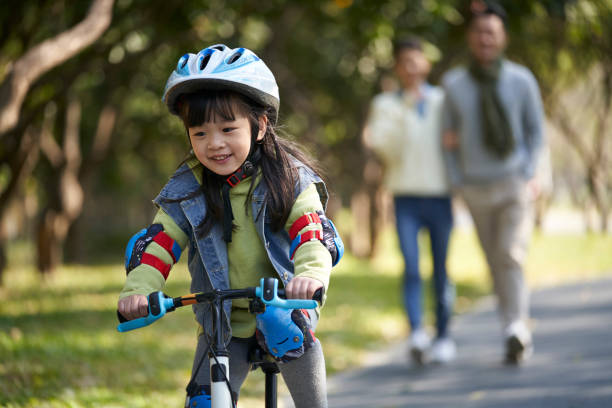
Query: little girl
117 44 342 408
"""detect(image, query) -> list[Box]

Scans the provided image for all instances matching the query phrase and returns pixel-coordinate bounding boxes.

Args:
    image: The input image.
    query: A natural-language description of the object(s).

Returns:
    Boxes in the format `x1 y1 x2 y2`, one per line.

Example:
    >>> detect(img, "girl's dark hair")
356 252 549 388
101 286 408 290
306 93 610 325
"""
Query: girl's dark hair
176 90 322 237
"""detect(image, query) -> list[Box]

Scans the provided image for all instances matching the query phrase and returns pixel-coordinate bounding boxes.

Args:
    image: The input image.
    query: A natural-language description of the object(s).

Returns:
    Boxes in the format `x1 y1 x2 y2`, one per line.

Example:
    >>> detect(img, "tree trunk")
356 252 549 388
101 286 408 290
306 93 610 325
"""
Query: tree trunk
350 189 372 257
36 210 61 275
349 154 386 258
0 126 40 282
553 107 608 233
66 104 117 262
587 164 609 233
0 239 6 282
591 64 611 233
552 63 611 233
36 99 84 274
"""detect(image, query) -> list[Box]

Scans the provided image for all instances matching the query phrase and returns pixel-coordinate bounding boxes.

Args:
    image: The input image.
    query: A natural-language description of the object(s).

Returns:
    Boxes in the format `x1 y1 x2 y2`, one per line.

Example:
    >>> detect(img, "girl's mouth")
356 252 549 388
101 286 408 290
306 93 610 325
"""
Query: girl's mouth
211 154 232 162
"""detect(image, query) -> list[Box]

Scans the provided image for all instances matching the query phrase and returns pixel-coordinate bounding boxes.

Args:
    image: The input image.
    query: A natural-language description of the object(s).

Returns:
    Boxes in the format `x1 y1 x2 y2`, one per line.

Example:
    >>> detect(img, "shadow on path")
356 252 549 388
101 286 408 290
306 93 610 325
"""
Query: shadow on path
327 277 612 408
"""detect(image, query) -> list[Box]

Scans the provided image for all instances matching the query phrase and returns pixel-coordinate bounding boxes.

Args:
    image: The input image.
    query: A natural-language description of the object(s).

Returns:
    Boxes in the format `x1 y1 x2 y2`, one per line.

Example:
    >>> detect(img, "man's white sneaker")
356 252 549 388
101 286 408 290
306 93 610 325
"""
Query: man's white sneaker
409 328 431 365
504 321 533 365
430 337 456 364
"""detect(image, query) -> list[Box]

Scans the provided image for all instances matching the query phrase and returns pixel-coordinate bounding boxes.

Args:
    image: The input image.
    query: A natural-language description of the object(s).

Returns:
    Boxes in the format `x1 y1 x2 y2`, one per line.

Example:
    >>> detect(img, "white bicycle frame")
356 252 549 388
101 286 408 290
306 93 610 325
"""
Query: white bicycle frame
210 355 232 407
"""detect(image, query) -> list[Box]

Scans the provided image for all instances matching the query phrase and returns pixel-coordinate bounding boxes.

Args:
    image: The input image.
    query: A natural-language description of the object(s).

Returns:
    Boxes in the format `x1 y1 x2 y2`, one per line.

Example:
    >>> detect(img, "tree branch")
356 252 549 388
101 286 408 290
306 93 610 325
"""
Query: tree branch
90 105 117 163
60 98 84 222
0 0 115 138
39 104 63 168
552 104 592 164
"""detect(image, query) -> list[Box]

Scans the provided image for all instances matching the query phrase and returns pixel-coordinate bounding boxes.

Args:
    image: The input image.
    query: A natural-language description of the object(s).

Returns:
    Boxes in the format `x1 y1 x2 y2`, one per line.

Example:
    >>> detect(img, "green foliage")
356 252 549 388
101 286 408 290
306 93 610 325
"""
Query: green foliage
0 264 194 407
2 0 611 257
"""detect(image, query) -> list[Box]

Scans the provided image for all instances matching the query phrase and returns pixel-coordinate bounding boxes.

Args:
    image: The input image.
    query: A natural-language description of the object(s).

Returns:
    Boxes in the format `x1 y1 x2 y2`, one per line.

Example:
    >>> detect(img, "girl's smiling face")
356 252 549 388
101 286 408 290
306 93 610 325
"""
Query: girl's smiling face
188 112 266 176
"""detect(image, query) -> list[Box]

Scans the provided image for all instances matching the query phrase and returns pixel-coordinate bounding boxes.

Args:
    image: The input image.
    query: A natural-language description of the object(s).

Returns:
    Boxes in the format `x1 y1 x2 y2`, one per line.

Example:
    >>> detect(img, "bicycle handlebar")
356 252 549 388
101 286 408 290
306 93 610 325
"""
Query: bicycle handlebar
117 291 175 332
254 277 320 309
117 278 321 333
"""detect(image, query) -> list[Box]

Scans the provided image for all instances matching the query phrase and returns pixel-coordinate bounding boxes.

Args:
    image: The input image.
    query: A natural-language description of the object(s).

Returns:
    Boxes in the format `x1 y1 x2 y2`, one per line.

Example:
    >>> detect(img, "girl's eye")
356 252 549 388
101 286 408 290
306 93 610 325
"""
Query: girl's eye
192 131 206 137
223 127 236 133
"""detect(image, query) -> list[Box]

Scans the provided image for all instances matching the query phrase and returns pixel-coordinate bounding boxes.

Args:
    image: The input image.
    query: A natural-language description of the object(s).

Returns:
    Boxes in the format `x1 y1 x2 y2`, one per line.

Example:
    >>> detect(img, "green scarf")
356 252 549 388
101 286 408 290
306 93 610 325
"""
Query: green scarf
469 57 514 158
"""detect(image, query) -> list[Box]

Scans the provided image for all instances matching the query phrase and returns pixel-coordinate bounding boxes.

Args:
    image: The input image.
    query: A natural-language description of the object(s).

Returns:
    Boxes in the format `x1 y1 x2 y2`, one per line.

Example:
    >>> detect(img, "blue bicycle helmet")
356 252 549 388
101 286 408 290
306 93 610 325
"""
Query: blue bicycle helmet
162 44 279 118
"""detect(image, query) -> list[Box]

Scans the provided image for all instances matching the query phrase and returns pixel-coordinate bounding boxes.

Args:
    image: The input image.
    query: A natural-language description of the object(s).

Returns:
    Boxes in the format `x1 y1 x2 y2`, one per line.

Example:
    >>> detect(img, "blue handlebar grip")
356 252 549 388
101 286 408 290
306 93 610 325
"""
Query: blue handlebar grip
255 278 317 310
117 292 175 332
274 298 317 309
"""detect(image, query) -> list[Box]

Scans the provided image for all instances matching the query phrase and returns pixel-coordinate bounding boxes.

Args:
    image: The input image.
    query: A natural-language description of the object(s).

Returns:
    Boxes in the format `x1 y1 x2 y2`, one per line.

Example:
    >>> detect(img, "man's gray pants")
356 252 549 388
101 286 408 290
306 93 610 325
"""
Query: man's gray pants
459 176 533 331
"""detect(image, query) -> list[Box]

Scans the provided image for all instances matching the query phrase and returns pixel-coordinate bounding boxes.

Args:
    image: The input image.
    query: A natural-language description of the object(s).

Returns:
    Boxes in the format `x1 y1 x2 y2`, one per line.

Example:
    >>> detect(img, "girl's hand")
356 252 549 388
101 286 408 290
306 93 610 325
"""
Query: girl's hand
285 276 323 300
118 294 149 321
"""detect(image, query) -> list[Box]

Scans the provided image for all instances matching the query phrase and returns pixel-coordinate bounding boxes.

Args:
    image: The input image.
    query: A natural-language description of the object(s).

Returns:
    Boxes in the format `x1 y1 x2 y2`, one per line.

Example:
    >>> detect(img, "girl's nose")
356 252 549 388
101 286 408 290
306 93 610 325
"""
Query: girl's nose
207 131 225 149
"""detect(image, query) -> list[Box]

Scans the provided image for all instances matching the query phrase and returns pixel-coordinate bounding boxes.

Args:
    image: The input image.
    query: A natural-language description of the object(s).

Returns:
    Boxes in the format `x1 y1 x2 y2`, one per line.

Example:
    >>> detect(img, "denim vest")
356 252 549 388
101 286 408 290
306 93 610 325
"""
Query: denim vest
153 160 328 343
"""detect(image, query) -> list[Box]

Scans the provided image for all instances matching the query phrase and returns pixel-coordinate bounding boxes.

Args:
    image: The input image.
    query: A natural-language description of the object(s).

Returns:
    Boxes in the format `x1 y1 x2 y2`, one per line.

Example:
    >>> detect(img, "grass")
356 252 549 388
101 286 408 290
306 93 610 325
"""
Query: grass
1 227 611 407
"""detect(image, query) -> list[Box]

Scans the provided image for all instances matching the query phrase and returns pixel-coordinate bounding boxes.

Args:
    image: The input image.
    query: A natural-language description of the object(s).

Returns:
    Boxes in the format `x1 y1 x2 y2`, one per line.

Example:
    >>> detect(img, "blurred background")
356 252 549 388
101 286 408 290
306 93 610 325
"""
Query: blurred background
0 0 610 406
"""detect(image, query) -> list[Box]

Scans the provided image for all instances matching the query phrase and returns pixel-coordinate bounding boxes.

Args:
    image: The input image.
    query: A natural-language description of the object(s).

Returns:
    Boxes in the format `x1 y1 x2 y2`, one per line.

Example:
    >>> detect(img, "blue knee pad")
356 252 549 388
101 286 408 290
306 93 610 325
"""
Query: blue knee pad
188 390 211 408
255 306 315 363
256 306 304 358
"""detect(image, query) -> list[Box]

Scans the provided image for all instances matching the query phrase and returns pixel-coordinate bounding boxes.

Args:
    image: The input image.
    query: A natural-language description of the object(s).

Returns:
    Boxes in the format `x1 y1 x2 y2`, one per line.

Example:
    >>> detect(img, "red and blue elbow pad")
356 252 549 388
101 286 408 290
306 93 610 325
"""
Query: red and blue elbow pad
288 211 344 266
124 224 182 280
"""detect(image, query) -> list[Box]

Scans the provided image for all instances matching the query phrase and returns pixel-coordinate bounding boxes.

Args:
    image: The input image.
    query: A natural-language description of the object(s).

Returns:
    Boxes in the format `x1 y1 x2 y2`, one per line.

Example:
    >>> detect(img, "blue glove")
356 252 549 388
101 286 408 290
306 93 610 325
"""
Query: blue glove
255 306 316 363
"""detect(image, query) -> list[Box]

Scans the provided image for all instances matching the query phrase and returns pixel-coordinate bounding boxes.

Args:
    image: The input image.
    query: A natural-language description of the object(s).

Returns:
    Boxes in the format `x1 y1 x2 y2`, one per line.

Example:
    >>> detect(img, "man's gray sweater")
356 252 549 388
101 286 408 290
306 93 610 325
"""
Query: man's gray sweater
441 59 544 187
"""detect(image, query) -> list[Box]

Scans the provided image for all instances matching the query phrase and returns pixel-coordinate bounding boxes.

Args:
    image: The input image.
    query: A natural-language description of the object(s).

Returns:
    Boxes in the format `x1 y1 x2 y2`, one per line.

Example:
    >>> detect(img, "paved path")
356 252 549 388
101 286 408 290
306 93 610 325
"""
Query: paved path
327 278 612 408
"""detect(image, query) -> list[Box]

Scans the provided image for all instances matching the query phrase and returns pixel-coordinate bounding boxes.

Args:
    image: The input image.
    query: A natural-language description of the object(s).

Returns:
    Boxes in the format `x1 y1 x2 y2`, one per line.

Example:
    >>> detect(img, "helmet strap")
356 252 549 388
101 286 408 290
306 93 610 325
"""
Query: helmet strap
220 144 262 242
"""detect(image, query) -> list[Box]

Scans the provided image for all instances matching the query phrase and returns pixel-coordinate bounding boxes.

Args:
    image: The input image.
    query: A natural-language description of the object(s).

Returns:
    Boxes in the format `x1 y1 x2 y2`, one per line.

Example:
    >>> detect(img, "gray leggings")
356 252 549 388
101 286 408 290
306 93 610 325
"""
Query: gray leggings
187 316 328 407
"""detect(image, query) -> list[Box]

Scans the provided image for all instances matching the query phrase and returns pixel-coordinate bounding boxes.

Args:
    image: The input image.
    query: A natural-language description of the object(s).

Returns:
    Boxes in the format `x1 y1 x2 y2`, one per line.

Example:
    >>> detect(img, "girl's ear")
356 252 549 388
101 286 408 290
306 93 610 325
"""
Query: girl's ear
256 115 268 142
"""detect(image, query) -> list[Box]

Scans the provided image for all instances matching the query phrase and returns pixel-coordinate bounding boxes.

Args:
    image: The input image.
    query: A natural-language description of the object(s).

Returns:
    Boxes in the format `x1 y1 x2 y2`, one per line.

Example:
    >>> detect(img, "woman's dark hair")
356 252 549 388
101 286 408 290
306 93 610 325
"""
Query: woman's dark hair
393 36 423 59
176 90 323 236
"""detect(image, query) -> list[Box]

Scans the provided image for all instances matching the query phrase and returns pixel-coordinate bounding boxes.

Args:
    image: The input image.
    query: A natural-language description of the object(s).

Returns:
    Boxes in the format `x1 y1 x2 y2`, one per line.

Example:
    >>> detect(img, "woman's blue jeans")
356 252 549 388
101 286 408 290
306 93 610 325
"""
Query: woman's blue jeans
393 196 454 338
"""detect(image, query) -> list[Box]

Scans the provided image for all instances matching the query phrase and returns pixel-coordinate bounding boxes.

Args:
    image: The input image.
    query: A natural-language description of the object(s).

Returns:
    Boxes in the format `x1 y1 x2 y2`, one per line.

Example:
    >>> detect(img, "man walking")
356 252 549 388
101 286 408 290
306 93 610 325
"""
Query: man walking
441 1 544 364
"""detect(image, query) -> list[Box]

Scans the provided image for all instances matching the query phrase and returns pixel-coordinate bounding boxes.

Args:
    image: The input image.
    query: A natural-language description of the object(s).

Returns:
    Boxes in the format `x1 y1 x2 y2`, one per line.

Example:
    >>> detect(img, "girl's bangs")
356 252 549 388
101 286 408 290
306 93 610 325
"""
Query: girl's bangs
183 91 250 127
